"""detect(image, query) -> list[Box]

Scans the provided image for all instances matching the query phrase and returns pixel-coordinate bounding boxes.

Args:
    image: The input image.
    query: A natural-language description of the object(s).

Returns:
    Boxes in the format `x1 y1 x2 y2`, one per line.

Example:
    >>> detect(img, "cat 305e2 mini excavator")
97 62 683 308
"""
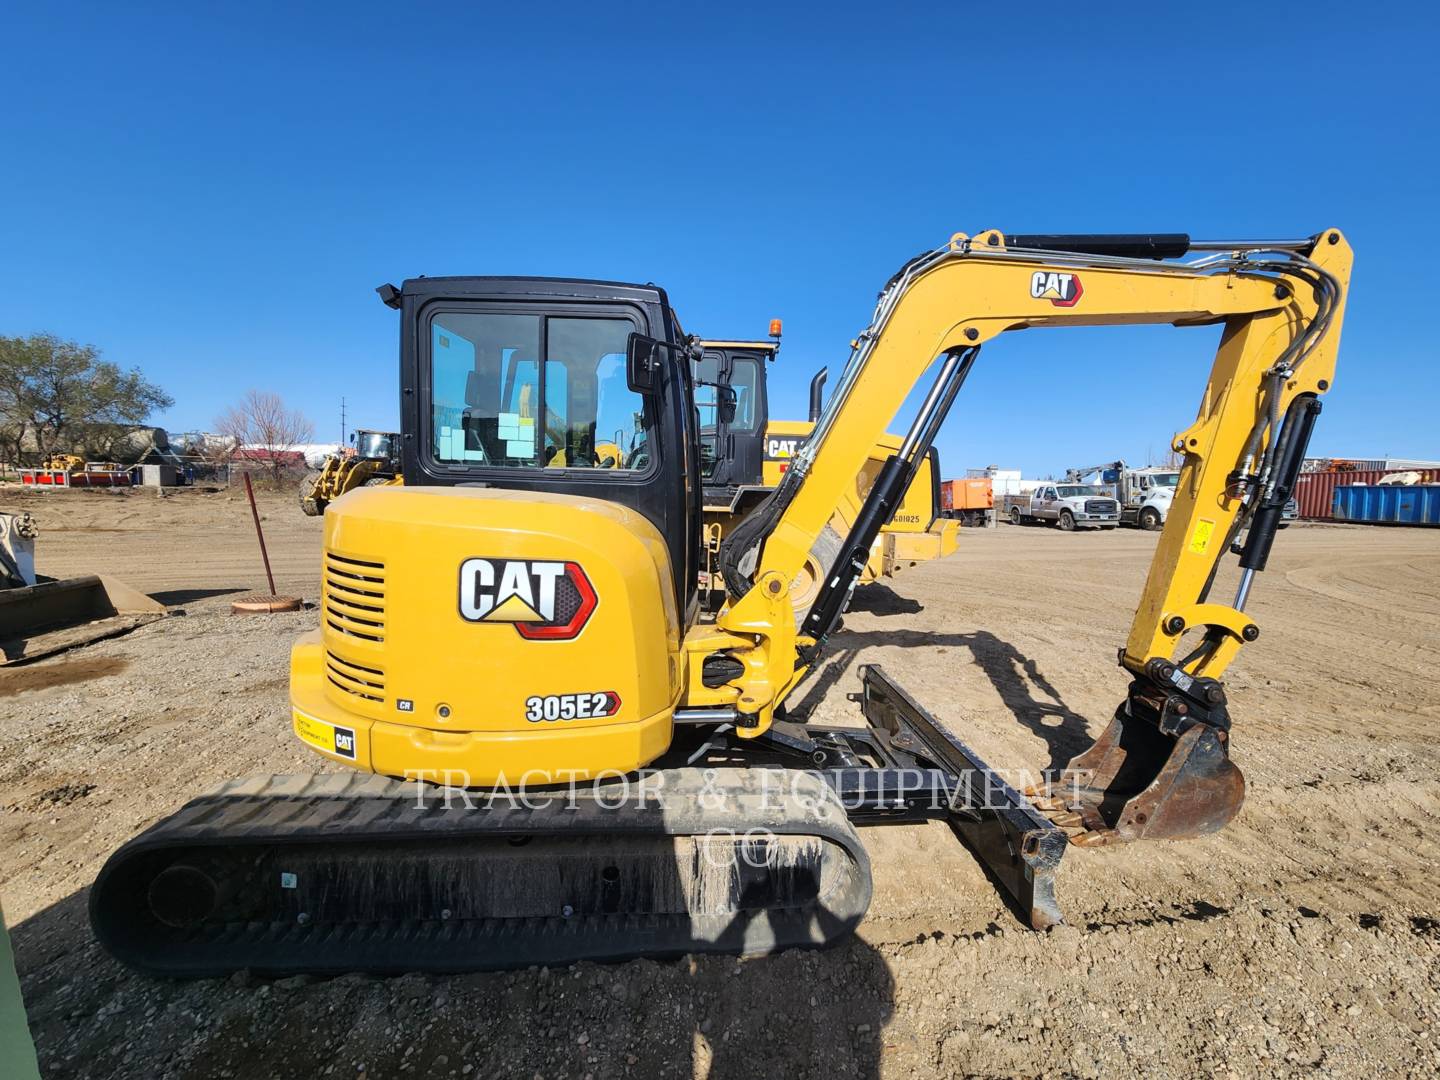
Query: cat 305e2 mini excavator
93 229 1350 976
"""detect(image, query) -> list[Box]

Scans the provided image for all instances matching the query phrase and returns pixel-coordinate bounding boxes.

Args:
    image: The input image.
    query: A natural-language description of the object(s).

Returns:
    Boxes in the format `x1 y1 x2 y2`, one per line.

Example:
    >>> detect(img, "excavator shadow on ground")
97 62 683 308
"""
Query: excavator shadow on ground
705 621 1099 933
786 625 1098 775
14 881 896 1079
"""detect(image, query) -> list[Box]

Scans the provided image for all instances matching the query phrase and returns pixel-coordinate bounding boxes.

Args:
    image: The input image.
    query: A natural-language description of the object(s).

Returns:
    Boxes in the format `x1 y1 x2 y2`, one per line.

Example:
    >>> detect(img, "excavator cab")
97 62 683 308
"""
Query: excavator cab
399 277 702 615
351 429 400 470
693 337 959 613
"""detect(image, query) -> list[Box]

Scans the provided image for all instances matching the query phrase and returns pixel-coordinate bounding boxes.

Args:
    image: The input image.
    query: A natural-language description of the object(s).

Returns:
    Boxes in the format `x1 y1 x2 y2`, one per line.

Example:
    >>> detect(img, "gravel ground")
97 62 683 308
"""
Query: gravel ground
2 485 1438 1079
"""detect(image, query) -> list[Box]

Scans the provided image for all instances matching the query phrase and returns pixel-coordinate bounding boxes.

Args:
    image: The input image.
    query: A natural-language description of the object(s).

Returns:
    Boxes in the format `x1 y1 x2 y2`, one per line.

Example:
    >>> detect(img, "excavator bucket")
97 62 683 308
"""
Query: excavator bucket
0 575 167 665
1029 675 1246 848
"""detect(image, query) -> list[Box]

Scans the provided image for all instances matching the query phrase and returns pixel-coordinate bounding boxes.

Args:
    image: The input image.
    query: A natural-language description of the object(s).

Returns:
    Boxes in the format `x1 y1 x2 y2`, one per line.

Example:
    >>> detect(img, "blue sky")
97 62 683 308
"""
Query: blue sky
2 2 1435 475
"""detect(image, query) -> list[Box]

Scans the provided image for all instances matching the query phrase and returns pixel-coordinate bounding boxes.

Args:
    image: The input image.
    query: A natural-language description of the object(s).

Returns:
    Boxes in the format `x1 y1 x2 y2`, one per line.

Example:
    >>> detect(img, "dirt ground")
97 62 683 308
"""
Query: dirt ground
2 483 1438 1079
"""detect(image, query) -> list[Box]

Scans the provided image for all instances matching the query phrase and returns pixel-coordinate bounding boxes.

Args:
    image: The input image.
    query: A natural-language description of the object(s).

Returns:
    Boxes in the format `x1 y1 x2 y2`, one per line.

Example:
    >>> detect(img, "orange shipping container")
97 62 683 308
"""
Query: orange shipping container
940 478 992 513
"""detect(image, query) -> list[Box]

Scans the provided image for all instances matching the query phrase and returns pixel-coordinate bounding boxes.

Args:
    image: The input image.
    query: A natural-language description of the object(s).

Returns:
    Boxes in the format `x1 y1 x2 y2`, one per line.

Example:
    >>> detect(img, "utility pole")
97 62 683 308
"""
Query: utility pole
340 397 347 445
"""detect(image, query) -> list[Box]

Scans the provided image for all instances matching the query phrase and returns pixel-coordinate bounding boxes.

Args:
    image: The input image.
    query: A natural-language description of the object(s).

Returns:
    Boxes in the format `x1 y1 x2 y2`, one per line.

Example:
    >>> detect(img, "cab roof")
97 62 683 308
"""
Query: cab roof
400 275 671 309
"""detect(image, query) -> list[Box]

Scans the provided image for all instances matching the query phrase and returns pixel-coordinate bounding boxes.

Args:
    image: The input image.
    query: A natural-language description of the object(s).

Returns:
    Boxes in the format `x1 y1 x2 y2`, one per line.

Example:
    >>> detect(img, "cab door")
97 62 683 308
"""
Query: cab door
1134 474 1150 509
694 348 732 486
696 347 768 493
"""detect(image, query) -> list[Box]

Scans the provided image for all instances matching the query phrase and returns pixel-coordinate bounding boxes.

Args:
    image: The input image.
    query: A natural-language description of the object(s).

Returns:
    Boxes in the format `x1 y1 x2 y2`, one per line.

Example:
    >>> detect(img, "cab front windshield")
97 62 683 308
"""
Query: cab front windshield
353 431 393 461
1056 485 1109 497
1148 472 1180 487
429 312 647 470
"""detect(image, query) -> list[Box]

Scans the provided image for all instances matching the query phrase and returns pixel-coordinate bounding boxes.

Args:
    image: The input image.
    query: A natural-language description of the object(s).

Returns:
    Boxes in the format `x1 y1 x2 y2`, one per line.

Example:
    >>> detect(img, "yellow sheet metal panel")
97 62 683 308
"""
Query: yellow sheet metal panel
761 421 937 535
364 706 673 785
889 527 953 563
760 419 811 487
292 486 679 781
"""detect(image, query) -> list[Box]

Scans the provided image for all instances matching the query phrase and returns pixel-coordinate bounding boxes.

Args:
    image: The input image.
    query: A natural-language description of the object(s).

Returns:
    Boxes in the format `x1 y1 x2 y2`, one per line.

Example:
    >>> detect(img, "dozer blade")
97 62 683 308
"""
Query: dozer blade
0 575 167 665
91 769 872 977
1028 669 1246 848
853 665 1068 930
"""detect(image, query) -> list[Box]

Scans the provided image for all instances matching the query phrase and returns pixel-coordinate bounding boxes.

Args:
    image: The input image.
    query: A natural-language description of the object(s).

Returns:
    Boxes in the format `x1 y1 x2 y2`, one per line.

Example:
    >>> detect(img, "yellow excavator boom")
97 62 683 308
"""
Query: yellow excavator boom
711 229 1349 844
717 230 1350 726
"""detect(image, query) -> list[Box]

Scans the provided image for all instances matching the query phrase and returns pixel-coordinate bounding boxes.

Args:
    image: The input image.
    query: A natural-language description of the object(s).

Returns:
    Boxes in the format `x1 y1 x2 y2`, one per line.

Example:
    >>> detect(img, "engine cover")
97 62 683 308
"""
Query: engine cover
290 486 679 784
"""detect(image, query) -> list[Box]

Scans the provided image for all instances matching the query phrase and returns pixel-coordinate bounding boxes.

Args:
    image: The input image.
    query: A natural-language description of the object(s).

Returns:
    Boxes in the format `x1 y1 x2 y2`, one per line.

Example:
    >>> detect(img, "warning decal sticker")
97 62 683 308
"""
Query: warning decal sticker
1189 519 1216 555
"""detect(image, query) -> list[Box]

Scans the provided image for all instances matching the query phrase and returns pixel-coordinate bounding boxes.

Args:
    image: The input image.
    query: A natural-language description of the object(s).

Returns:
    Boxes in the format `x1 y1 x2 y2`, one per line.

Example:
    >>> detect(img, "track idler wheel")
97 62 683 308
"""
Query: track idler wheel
1027 667 1246 847
146 864 232 927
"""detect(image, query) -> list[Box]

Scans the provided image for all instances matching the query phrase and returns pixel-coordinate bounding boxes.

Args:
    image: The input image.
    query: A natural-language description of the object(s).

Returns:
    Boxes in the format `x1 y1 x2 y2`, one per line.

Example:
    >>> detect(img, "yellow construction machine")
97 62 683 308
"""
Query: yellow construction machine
694 332 956 614
298 429 402 516
0 511 166 664
94 232 1351 975
38 453 85 473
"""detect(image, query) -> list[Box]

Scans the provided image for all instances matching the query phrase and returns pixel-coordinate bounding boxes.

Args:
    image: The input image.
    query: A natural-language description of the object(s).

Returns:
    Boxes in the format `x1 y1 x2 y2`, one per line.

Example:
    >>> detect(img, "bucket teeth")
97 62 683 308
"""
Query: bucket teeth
1069 830 1118 848
1030 796 1069 813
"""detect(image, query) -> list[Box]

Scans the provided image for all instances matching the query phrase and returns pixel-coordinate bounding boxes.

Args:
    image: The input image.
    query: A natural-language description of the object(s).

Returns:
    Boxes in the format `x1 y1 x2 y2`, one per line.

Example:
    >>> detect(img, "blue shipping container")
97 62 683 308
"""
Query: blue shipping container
1332 484 1440 525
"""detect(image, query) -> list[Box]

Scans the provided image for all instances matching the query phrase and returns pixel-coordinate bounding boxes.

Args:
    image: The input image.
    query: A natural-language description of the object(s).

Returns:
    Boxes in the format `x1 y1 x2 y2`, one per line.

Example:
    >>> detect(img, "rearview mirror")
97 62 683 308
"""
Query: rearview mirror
717 385 738 424
626 333 661 394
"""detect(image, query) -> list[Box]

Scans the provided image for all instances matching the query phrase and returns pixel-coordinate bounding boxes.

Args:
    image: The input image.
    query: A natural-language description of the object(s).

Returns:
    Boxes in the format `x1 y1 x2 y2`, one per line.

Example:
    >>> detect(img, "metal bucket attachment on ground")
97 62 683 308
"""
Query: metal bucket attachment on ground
0 575 167 665
1029 669 1246 848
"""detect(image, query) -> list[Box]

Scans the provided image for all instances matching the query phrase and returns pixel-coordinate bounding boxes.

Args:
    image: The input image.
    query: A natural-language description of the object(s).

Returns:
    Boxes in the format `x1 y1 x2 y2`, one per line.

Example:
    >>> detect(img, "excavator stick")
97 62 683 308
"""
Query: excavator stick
0 575 166 665
91 769 871 976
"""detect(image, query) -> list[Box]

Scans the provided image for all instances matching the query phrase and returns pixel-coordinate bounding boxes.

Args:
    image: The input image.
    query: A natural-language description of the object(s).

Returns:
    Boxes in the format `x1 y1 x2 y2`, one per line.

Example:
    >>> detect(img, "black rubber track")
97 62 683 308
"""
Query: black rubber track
90 769 871 977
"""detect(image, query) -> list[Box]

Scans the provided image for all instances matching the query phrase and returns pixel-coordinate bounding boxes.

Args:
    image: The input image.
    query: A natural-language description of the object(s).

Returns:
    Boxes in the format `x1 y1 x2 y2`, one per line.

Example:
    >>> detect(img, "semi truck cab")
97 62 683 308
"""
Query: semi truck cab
1125 468 1179 530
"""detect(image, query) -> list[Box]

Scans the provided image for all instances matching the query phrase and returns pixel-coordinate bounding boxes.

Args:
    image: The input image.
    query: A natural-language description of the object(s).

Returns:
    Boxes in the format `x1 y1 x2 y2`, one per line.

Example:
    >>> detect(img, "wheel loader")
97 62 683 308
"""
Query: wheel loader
298 429 402 516
92 230 1351 975
694 332 957 614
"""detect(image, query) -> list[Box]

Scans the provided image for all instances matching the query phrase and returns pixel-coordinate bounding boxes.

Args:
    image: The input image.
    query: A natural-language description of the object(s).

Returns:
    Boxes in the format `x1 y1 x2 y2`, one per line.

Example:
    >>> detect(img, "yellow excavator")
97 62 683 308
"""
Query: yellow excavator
93 231 1350 975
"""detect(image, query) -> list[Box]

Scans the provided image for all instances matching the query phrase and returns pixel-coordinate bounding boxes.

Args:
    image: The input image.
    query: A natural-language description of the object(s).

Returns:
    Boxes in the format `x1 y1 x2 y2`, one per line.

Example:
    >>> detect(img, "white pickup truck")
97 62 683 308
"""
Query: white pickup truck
1004 484 1120 531
1069 461 1301 531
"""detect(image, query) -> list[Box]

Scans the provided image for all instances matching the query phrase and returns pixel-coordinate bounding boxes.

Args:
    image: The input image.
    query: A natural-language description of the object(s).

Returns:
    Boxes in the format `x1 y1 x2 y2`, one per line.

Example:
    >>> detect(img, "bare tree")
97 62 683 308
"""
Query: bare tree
216 390 314 486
